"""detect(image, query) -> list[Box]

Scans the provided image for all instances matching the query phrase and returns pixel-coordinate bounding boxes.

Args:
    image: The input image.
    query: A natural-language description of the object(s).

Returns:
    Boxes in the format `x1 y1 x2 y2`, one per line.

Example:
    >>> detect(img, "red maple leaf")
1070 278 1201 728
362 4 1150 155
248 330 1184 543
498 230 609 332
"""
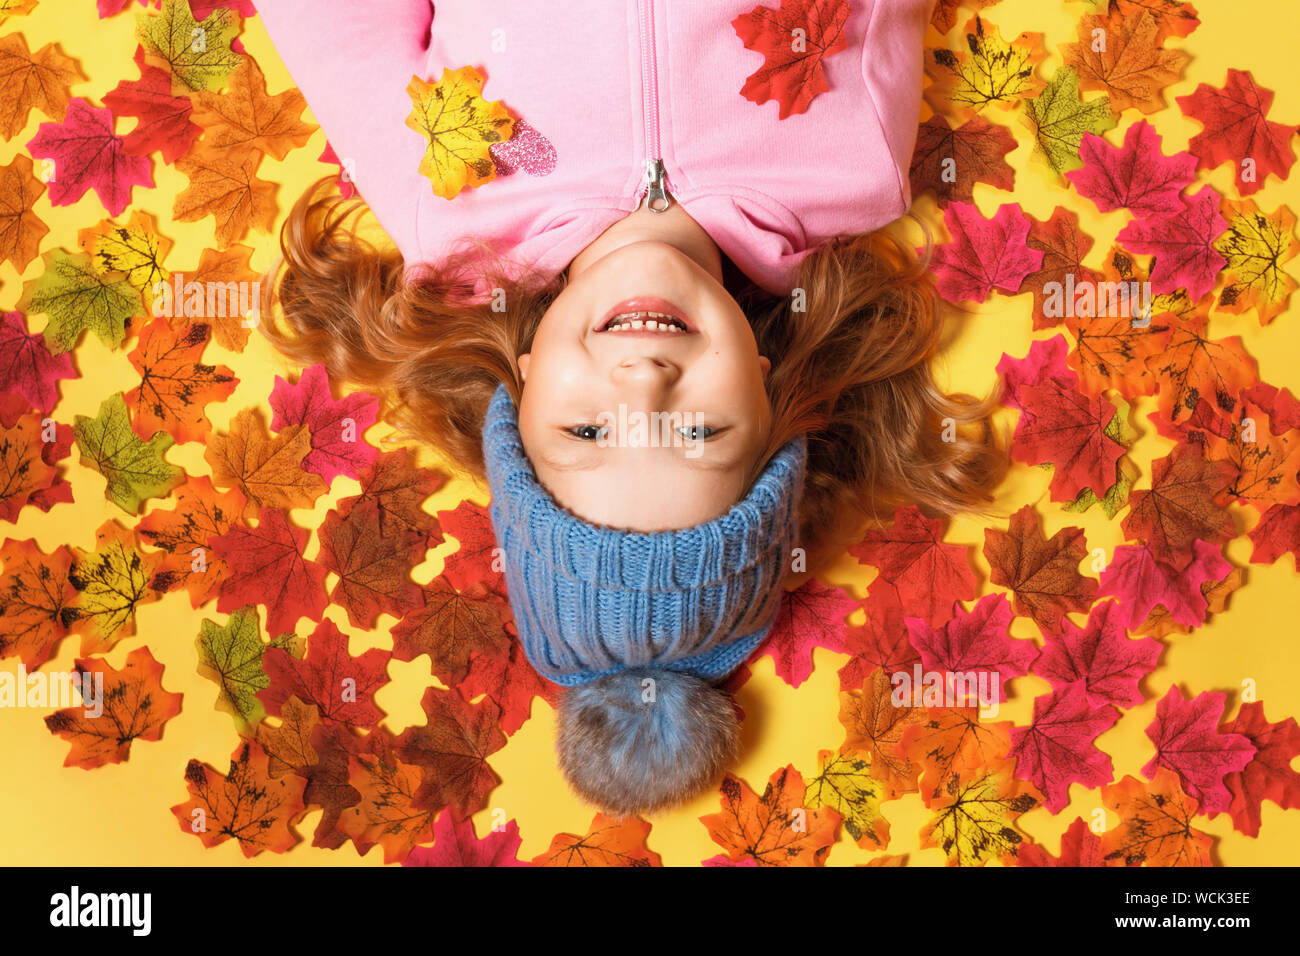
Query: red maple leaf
755 580 858 687
1142 685 1256 814
1098 539 1231 629
1032 599 1162 710
0 310 75 415
394 686 507 817
1117 185 1228 300
1248 502 1300 568
996 334 1076 411
335 446 445 546
1067 120 1197 217
437 499 505 594
316 498 425 629
929 201 1045 303
1120 444 1237 569
102 46 201 163
268 362 379 483
1016 816 1107 866
390 576 512 686
1176 68 1299 195
258 617 389 729
903 593 1038 704
1011 378 1127 503
909 114 1017 207
459 636 561 737
1219 701 1300 837
838 578 919 691
1008 684 1119 812
983 505 1099 632
847 506 979 627
403 809 529 867
26 97 153 216
210 506 329 636
731 0 852 120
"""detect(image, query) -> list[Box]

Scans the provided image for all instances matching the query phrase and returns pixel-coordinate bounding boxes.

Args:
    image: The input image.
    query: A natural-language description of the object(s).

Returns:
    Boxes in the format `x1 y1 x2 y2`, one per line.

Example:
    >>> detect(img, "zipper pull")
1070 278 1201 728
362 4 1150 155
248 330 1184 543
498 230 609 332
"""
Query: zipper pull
643 158 671 213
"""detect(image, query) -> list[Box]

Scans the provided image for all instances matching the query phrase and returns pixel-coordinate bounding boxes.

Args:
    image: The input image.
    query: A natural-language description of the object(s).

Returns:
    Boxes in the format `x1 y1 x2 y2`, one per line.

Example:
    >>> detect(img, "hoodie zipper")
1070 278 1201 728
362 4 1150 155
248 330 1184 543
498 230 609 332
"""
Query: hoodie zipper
638 0 671 213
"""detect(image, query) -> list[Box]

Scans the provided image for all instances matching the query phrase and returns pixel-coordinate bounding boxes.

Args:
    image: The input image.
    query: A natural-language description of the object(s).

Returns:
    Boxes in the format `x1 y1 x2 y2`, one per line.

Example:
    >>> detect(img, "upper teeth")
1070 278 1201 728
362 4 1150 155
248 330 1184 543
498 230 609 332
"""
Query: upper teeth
603 311 686 332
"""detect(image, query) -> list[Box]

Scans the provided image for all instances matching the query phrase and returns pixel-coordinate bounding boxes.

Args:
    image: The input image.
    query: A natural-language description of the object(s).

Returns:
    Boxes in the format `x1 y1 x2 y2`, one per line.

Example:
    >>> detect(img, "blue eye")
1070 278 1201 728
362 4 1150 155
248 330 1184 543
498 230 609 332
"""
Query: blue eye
569 424 608 441
678 424 715 441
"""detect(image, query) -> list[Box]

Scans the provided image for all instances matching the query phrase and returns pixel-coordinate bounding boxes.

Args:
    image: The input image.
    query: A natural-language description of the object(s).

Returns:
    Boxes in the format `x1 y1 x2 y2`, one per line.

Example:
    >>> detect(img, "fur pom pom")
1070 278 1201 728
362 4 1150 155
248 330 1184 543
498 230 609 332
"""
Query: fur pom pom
555 668 739 817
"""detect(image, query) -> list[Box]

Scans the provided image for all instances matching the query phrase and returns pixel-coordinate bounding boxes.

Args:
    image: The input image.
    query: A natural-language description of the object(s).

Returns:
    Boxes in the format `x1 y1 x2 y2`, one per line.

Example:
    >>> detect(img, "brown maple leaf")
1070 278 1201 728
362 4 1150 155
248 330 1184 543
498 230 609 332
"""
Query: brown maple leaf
390 576 512 685
317 498 425 629
1121 444 1237 569
0 154 50 272
983 505 1100 633
394 686 507 817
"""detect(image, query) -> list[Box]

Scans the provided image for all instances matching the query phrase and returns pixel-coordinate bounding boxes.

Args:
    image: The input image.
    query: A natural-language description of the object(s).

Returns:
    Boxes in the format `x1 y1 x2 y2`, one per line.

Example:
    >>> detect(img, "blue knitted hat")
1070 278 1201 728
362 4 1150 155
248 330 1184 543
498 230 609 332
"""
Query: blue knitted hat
481 383 806 815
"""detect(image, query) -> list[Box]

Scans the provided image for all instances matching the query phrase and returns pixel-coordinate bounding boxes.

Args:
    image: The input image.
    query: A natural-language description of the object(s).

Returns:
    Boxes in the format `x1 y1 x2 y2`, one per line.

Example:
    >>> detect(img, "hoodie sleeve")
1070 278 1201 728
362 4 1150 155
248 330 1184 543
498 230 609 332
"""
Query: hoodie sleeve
255 0 434 259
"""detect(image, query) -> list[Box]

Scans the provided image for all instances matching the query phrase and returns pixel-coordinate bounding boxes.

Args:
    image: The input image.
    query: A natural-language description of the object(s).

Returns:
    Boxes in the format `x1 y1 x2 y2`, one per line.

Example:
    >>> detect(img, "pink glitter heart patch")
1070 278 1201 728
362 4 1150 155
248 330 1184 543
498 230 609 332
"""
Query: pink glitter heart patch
490 119 557 177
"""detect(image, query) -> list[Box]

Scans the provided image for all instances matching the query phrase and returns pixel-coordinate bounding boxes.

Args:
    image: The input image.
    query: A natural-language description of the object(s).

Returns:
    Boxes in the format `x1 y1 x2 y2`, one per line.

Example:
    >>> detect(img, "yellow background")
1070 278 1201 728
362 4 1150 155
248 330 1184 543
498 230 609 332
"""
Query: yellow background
1 0 1298 866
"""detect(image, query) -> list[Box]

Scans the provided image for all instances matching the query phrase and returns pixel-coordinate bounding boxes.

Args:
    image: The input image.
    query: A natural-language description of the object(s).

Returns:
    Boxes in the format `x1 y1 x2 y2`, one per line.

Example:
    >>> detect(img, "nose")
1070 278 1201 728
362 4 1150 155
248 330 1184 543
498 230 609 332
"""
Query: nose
609 354 681 391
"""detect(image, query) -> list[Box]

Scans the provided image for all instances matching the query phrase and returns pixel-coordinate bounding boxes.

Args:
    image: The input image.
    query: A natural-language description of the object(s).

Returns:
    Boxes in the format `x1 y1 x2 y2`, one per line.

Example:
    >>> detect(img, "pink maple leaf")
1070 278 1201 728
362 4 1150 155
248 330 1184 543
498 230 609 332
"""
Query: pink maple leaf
1032 599 1162 710
26 98 154 216
1067 120 1197 217
903 593 1038 704
1142 685 1256 814
994 334 1076 411
0 311 76 414
269 363 379 483
929 201 1045 303
755 580 858 688
1097 539 1231 629
403 809 530 867
1220 701 1300 837
1116 185 1228 300
1009 683 1119 812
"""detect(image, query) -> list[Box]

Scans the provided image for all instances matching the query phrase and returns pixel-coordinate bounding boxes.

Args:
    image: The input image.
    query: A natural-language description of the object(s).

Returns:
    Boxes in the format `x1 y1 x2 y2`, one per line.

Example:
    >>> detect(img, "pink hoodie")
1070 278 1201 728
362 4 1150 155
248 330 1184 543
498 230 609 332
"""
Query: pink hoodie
256 0 934 295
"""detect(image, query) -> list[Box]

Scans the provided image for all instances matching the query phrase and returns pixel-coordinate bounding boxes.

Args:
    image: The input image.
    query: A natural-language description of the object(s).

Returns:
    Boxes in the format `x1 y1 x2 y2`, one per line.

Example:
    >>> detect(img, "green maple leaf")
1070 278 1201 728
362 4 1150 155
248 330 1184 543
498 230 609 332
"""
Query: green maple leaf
73 392 184 514
136 0 242 95
16 248 144 354
1022 66 1114 176
197 606 303 732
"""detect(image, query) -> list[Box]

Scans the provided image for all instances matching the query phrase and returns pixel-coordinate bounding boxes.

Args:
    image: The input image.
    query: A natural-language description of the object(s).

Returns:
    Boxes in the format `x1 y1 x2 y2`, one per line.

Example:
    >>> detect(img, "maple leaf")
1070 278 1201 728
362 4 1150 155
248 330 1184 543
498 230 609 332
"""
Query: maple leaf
204 406 327 519
394 687 507 816
1061 9 1189 114
754 580 857 687
930 0 994 34
1135 563 1242 638
1016 815 1107 866
268 363 379 482
838 668 925 797
102 45 201 163
802 750 890 849
1098 540 1232 630
17 248 144 354
64 519 162 654
173 142 279 248
196 605 303 732
166 243 260 351
337 447 445 546
26 98 153 216
1032 599 1161 709
1202 404 1300 512
1142 685 1256 814
1175 68 1299 195
135 0 241 95
1108 0 1200 39
909 114 1017 208
983 505 1099 633
190 54 313 160
0 538 77 669
701 765 839 866
1144 311 1257 432
258 617 389 729
1214 199 1299 325
1022 66 1116 176
137 472 244 606
929 201 1043 303
0 154 50 272
905 593 1038 704
1013 377 1128 503
1100 769 1213 865
847 506 978 628
43 646 182 769
997 333 1075 410
1220 701 1300 838
210 506 329 635
437 499 505 593
459 635 560 737
316 498 425 629
1249 502 1300 568
337 736 437 864
170 739 306 857
255 694 320 778
730 0 851 120
532 813 661 867
1008 684 1119 812
1121 445 1236 569
299 721 363 849
0 0 37 19
1117 185 1227 300
894 708 1015 806
390 576 512 686
924 16 1046 117
404 809 529 867
126 318 237 443
1067 120 1197 217
73 392 184 514
918 760 1040 866
837 578 919 690
1064 258 1174 397
405 66 513 200
1021 206 1101 330
76 209 171 297
0 32 85 140
0 410 62 523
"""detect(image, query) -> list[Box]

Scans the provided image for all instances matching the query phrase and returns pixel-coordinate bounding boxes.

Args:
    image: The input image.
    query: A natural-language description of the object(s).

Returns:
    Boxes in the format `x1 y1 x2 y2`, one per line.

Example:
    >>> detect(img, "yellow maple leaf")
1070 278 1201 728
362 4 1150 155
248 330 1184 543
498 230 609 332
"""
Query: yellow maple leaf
405 66 513 200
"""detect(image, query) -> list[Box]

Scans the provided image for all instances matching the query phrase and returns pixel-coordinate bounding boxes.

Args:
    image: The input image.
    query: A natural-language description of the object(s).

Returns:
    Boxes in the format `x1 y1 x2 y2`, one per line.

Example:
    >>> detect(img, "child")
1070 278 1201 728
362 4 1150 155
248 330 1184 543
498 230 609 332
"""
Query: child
256 0 1005 816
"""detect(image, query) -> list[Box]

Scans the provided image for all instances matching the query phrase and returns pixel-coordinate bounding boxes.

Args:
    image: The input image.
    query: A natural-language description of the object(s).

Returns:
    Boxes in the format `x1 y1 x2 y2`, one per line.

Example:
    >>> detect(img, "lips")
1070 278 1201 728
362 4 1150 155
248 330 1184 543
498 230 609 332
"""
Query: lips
594 296 697 334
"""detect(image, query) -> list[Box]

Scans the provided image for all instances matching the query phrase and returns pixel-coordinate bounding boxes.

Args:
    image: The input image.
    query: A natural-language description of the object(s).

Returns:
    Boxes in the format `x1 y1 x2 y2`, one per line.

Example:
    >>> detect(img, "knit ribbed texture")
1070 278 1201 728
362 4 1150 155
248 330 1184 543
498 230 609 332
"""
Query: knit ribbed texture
482 384 806 687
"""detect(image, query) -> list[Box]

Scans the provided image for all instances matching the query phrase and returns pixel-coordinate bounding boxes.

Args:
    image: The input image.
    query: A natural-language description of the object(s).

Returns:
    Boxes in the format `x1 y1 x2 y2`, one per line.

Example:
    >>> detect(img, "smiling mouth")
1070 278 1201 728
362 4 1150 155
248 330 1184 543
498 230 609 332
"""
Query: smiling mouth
594 297 697 334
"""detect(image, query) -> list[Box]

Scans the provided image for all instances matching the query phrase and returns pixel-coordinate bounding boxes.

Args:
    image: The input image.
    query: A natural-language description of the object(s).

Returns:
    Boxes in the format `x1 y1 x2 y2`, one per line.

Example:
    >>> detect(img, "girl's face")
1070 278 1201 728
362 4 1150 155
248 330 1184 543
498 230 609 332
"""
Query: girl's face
516 235 772 532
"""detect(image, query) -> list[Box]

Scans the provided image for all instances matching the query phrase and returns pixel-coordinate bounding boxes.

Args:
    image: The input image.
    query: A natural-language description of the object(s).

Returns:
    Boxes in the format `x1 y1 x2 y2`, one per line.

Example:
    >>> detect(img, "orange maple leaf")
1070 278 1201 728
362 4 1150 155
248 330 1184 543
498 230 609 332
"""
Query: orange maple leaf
700 764 840 866
532 813 663 867
189 55 314 161
136 473 246 608
838 667 925 798
1061 9 1190 114
0 32 85 139
204 407 327 519
1100 768 1214 866
165 242 261 352
895 708 1016 807
173 142 278 248
126 317 238 444
0 154 49 272
0 537 77 669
